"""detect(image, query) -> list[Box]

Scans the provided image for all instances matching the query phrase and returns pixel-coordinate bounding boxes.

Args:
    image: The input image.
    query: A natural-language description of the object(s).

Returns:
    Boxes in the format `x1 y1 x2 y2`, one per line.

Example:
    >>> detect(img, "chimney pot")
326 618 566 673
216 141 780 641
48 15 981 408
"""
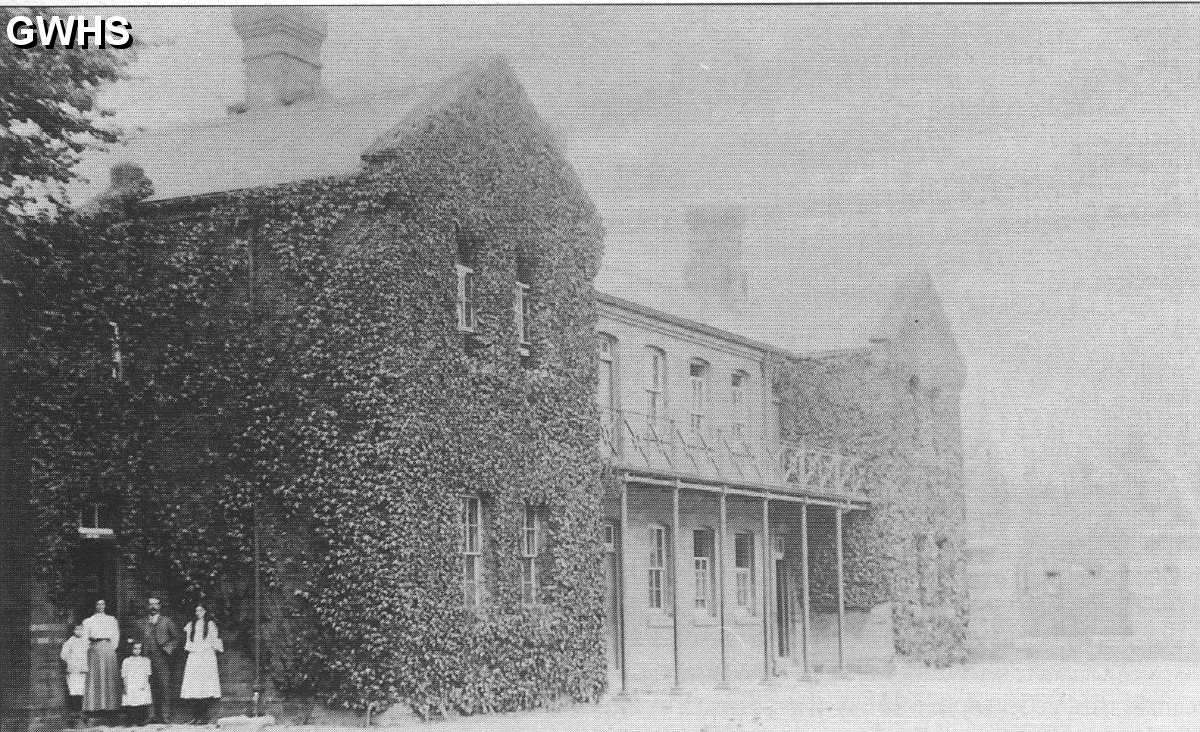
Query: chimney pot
231 7 328 109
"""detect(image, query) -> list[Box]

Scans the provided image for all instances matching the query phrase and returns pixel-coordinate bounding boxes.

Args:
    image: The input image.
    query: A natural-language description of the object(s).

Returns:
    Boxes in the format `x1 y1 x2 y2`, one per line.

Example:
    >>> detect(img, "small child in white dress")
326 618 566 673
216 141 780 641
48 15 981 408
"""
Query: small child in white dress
121 641 153 726
60 624 89 723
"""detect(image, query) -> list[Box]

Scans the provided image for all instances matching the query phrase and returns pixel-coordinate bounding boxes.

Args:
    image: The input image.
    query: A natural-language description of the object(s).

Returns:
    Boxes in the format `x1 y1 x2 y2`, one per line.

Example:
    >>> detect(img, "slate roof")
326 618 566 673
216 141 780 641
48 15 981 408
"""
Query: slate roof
70 84 432 203
69 61 959 366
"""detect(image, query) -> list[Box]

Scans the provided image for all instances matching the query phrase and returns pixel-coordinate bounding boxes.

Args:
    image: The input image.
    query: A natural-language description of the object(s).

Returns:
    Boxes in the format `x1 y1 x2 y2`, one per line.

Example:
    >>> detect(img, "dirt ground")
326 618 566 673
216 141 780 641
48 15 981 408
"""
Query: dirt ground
104 660 1200 731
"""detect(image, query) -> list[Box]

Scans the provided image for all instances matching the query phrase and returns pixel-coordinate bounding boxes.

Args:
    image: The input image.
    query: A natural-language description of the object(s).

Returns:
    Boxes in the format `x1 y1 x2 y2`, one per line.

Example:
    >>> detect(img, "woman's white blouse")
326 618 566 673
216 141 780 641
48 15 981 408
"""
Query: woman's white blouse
83 612 119 642
184 621 221 653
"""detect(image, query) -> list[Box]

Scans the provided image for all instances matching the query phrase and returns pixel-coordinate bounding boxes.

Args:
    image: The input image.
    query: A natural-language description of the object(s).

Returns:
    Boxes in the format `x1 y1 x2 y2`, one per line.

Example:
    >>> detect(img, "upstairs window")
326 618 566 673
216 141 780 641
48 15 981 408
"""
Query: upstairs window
520 504 549 605
515 256 534 349
459 496 483 608
734 532 756 614
730 371 750 438
597 334 617 422
645 347 666 425
693 529 716 614
648 524 669 610
602 522 617 553
455 229 478 333
456 265 478 332
689 359 710 433
514 281 531 348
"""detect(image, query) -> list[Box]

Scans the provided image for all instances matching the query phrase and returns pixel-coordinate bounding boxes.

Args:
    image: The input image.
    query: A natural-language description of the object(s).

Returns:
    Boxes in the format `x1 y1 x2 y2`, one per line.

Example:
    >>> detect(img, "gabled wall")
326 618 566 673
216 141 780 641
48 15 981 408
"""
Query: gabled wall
29 57 609 720
772 344 968 666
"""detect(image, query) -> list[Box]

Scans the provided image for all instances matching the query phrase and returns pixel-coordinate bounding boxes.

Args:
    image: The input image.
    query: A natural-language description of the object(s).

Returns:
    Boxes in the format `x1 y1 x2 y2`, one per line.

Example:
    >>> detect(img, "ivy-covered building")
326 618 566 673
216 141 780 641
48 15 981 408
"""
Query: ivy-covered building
2 7 967 728
595 269 967 692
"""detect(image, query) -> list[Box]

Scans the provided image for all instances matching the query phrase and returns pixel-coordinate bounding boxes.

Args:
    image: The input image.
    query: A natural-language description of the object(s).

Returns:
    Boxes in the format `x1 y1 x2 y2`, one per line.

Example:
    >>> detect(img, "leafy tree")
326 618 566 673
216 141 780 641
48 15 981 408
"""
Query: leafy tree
0 5 129 638
1 6 126 210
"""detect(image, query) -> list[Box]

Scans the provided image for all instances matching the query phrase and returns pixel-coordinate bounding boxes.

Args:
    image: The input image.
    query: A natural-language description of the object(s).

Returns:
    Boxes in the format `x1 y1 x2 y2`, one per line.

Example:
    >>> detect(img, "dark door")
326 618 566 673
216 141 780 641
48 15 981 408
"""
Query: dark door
775 557 790 658
602 522 622 674
72 540 119 621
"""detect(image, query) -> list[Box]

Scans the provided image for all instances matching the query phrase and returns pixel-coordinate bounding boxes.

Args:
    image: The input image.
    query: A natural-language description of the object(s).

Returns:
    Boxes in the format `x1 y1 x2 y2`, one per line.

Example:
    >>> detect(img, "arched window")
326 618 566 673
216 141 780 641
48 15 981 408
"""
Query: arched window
688 358 710 433
730 370 750 437
645 347 666 424
597 333 617 422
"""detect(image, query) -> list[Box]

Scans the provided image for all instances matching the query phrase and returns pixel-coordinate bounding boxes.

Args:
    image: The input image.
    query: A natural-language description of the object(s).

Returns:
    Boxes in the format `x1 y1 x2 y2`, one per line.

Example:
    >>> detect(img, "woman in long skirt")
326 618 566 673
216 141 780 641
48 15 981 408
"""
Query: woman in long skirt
180 604 222 724
81 599 121 721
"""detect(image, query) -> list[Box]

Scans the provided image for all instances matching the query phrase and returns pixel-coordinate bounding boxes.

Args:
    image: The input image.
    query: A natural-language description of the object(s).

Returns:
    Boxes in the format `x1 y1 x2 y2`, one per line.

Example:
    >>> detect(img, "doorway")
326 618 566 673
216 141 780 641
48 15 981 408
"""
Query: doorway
71 540 119 621
773 537 790 659
602 521 622 676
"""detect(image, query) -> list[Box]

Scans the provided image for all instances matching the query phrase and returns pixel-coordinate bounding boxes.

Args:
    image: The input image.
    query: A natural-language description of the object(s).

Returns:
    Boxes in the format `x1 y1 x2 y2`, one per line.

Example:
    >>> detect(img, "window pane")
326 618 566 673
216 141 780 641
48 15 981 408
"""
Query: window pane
521 559 535 604
733 533 756 612
694 557 709 610
515 283 531 344
648 526 666 610
522 506 535 557
464 555 479 607
735 533 753 569
598 360 613 416
649 527 664 568
456 265 477 332
647 349 664 391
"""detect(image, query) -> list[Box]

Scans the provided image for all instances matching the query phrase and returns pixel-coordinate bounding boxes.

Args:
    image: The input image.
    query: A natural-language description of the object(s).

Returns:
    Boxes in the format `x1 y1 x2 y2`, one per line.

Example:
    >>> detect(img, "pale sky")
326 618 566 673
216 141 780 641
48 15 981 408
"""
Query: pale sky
87 6 1200 507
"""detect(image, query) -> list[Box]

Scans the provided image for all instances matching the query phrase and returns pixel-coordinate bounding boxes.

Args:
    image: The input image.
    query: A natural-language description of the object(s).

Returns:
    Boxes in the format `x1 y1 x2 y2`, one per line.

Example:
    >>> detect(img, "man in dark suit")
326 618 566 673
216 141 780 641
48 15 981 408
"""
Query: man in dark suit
140 596 180 723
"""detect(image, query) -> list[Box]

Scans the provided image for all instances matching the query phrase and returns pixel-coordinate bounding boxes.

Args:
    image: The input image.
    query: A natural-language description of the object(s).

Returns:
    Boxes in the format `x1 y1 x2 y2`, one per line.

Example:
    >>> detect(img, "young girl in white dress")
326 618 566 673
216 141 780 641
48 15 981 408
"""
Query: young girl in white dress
59 623 89 723
180 605 222 724
121 641 153 726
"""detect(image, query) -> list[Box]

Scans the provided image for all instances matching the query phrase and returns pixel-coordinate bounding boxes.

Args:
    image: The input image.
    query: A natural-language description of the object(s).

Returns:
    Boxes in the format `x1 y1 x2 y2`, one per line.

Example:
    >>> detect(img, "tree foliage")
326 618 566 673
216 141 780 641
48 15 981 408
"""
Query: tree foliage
0 9 129 642
0 6 127 210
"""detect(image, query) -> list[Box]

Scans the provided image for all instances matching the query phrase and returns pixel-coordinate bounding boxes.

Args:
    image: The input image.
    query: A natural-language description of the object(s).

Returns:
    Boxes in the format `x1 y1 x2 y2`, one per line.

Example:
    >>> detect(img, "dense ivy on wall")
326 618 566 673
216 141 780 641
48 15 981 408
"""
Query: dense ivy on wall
772 347 967 667
31 58 609 718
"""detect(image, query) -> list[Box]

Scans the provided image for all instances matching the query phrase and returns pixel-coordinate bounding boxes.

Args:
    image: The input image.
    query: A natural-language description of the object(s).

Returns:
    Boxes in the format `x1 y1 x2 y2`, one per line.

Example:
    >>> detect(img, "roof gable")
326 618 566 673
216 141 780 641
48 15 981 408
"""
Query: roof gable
70 57 540 207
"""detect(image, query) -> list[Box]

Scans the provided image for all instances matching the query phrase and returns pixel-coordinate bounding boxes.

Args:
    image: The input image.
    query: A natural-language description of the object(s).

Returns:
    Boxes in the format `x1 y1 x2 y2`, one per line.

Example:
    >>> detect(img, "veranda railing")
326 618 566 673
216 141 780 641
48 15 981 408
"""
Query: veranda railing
598 409 872 501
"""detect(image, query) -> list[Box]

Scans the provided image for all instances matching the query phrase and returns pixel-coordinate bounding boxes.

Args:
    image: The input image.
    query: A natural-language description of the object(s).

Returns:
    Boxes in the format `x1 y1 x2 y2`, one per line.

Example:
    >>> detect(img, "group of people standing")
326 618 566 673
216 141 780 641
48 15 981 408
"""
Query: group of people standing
61 597 223 727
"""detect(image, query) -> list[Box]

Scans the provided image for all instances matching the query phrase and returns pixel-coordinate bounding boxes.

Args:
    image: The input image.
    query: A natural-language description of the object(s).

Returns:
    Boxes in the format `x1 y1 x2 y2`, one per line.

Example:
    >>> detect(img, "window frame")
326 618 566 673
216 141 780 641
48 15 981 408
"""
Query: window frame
514 280 531 348
693 528 716 615
688 358 710 434
456 263 478 333
645 347 667 425
597 333 617 422
734 531 757 615
602 522 617 553
648 524 669 611
459 496 483 608
730 370 750 438
520 504 542 605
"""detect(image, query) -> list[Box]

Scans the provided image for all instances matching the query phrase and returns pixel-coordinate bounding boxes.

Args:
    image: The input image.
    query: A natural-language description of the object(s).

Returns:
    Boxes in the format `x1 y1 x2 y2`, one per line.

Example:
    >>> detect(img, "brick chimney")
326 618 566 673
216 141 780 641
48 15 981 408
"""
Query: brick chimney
231 7 327 109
